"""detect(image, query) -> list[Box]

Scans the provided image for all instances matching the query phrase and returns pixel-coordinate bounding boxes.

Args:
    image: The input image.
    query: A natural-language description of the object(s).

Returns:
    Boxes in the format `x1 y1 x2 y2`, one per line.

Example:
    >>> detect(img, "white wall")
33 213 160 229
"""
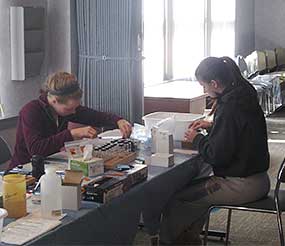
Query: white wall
47 0 73 74
0 0 75 119
0 0 47 119
5 0 283 120
235 0 255 56
255 0 285 50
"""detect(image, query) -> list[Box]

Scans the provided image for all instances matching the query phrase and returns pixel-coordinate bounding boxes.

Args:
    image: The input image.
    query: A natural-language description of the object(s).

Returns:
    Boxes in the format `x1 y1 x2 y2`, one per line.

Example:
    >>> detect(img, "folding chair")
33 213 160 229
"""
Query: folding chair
275 47 285 71
204 158 285 246
245 51 267 79
265 50 277 73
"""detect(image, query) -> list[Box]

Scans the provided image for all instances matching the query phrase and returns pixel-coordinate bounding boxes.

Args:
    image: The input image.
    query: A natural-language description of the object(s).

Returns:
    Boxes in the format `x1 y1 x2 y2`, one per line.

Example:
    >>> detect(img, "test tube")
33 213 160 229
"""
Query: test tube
93 147 99 157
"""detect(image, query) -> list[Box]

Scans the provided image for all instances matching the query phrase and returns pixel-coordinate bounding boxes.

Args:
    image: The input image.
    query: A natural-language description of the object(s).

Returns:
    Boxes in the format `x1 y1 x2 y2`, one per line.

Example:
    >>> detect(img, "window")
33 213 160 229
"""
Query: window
143 0 236 87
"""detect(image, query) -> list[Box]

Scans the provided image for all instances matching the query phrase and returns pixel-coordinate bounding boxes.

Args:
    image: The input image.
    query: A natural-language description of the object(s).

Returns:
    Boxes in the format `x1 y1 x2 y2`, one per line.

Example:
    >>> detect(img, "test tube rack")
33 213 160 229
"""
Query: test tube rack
103 152 137 169
93 139 137 169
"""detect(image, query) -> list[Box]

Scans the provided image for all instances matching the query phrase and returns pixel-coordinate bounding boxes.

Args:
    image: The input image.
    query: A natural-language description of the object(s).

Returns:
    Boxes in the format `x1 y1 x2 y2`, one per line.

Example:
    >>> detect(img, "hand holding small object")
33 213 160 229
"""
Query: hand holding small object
117 119 132 138
184 128 198 143
70 126 97 140
189 120 213 130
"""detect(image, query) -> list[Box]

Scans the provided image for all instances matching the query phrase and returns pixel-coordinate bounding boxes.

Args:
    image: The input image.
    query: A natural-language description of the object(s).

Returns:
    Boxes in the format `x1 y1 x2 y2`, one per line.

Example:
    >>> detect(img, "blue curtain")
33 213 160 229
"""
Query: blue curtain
76 0 143 123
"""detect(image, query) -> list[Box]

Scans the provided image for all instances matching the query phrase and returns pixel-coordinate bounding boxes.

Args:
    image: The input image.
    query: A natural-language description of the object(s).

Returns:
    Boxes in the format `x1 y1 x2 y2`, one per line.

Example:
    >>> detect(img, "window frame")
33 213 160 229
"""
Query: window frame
160 0 235 82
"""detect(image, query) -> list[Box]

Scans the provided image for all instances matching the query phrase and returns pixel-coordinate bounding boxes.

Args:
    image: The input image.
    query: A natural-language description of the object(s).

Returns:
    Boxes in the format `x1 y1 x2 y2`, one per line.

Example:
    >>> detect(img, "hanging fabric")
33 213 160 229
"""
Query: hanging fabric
76 0 143 123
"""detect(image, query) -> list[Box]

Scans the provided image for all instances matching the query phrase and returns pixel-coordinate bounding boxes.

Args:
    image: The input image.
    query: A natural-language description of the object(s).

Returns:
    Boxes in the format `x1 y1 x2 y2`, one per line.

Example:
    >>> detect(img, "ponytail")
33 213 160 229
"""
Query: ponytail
195 56 255 91
220 56 255 90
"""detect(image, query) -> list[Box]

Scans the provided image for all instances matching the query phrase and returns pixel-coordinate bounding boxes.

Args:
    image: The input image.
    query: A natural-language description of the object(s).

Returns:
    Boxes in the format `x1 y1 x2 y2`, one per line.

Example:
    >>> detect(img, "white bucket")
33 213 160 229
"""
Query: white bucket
143 112 204 140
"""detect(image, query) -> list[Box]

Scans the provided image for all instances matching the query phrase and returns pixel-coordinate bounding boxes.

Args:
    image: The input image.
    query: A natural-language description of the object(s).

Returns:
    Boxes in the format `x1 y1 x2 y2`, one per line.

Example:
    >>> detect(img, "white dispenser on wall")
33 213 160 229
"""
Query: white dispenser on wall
10 7 25 81
40 168 62 218
10 6 45 80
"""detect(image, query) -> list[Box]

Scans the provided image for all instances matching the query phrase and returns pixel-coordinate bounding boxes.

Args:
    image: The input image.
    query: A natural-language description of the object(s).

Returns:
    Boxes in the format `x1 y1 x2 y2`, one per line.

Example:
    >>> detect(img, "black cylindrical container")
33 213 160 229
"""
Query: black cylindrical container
31 155 45 181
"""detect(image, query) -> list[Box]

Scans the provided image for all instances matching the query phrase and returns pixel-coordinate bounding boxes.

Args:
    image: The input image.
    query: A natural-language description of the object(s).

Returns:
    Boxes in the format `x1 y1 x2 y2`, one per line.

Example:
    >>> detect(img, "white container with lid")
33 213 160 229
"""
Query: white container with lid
143 112 204 140
0 208 7 241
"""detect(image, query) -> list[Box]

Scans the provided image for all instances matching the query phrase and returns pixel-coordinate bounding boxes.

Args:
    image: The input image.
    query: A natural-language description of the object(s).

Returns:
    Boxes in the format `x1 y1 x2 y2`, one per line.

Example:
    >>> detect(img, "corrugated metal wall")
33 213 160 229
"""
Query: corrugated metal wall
76 0 143 123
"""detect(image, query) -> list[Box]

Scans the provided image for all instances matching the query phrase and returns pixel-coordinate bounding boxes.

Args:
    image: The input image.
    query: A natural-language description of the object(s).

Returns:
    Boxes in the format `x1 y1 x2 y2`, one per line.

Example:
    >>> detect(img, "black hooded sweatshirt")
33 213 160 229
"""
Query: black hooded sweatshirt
193 82 269 177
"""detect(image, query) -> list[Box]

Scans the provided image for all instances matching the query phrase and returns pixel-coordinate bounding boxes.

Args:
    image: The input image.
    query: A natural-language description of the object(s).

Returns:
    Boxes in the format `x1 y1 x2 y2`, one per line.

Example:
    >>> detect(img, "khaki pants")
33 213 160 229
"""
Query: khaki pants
159 166 270 243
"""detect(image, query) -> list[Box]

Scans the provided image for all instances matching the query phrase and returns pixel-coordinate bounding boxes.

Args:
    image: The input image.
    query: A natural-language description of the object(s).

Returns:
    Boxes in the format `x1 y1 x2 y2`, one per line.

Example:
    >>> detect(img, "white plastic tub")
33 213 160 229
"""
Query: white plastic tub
142 112 204 140
0 208 7 240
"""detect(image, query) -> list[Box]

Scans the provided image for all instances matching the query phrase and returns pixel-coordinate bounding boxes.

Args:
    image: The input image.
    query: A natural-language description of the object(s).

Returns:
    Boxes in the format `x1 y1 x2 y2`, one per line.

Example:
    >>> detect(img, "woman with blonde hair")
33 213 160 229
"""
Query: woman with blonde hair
10 71 132 168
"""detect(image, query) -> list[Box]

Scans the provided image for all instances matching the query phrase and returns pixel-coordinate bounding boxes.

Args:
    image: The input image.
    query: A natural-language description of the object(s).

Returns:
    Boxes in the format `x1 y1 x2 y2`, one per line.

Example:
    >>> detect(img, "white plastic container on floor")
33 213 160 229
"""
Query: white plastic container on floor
40 168 62 218
0 208 7 241
143 112 204 140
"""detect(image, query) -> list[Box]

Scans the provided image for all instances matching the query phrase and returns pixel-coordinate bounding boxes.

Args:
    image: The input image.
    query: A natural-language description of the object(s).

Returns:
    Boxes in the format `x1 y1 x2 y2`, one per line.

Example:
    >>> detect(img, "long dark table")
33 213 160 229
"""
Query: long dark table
4 152 199 245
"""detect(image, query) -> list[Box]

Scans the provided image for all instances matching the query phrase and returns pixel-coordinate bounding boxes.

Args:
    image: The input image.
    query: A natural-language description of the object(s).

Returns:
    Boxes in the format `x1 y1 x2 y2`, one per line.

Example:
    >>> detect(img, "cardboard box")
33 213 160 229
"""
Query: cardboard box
82 176 124 203
70 157 104 177
151 128 174 154
151 153 174 167
62 170 83 210
105 164 148 192
82 164 148 204
181 140 197 150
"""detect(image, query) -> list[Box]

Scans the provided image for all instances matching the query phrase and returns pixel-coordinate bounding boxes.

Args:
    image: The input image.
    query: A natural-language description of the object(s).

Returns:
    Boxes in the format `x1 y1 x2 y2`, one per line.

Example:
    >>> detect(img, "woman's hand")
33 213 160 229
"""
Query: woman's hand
70 126 97 140
189 120 213 130
184 128 198 143
117 119 132 138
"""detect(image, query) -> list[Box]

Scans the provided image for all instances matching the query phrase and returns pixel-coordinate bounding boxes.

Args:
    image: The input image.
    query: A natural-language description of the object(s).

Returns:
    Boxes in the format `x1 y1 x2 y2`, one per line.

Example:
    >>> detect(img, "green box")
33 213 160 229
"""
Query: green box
70 158 104 177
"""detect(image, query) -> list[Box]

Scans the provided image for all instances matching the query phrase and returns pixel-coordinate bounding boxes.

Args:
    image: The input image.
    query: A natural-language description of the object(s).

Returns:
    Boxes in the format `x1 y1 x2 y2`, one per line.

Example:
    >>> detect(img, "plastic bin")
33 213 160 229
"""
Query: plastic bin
142 112 204 140
0 208 7 240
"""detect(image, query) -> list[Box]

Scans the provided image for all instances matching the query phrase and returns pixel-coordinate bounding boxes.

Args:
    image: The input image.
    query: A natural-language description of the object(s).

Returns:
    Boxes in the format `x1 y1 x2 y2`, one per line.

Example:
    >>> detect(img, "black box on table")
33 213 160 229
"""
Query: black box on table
82 164 148 203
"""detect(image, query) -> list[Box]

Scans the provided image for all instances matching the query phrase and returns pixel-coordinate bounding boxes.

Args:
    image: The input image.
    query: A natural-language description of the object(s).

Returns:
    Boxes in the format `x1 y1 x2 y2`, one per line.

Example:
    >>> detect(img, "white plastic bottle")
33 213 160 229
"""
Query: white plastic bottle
40 168 62 218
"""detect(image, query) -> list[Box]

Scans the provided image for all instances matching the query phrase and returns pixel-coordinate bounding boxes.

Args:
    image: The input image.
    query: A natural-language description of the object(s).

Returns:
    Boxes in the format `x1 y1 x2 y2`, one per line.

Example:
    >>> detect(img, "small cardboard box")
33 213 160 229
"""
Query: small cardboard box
181 140 197 150
70 157 104 177
123 164 148 190
105 164 148 192
82 176 124 203
82 164 148 204
62 170 83 210
151 153 174 167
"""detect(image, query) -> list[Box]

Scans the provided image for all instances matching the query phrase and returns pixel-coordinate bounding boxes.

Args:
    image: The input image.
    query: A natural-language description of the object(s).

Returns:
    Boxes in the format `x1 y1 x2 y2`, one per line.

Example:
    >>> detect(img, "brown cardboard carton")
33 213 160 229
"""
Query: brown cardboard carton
62 170 83 210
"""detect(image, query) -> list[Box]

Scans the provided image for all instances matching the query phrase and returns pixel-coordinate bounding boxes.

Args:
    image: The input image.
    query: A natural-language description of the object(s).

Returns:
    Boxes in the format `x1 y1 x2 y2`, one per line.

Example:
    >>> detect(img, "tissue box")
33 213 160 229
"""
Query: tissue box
70 157 104 177
62 170 83 210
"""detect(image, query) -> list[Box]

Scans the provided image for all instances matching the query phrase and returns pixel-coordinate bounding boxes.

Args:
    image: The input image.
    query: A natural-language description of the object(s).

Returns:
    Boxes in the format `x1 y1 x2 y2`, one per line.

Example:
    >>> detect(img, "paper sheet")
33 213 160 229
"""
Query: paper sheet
98 129 122 139
1 215 61 245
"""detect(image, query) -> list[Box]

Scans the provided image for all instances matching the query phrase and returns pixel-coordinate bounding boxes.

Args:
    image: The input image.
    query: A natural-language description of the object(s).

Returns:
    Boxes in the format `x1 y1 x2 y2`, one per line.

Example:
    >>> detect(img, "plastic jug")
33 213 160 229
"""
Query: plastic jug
40 168 62 218
3 174 27 218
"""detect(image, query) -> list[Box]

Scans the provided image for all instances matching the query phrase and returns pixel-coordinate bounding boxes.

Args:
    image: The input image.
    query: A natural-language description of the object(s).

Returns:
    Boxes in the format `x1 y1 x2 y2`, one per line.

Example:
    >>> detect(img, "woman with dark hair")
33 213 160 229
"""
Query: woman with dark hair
10 71 132 168
158 57 270 244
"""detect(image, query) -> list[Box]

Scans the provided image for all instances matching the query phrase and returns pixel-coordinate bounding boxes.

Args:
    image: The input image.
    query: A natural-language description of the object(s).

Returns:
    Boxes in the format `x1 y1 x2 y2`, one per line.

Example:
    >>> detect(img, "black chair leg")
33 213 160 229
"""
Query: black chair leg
203 212 211 245
276 211 284 246
225 209 232 246
202 208 227 245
